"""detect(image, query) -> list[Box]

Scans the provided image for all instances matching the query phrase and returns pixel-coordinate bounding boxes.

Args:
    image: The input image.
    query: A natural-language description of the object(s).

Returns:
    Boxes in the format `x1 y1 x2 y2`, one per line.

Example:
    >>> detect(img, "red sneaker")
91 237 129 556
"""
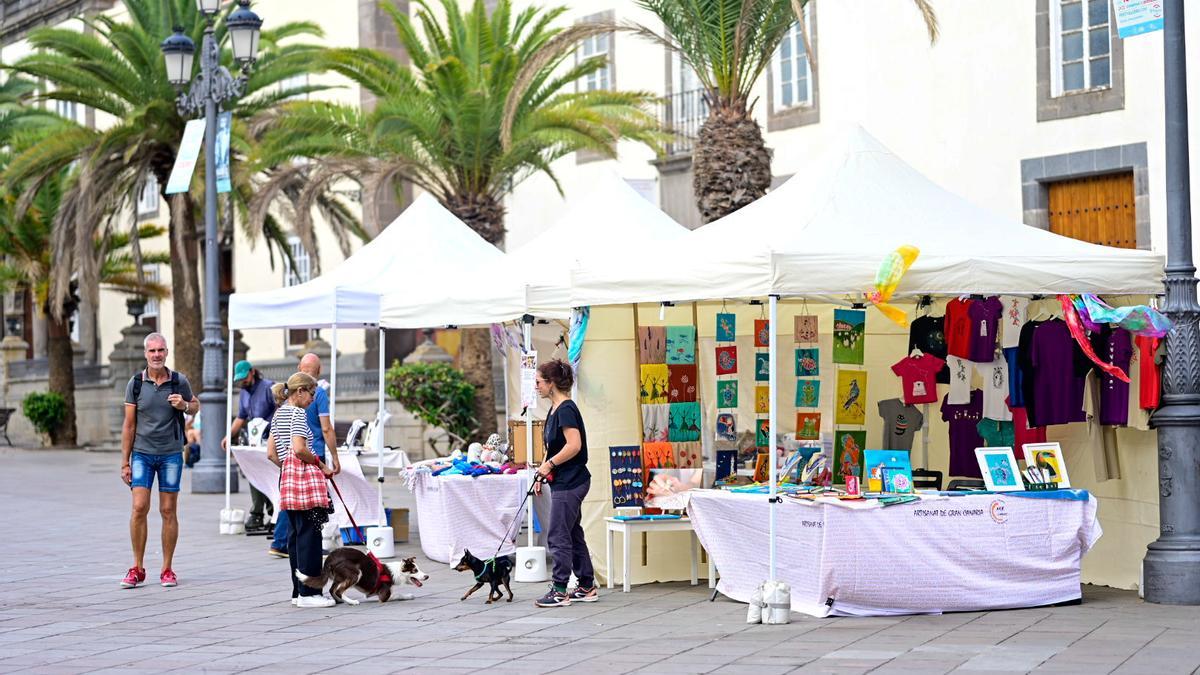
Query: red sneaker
160 568 178 587
120 567 145 588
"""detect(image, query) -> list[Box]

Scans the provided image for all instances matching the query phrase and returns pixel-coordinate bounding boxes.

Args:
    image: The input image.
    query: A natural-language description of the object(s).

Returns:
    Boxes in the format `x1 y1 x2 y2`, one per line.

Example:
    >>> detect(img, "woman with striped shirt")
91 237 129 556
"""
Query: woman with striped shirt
267 372 335 608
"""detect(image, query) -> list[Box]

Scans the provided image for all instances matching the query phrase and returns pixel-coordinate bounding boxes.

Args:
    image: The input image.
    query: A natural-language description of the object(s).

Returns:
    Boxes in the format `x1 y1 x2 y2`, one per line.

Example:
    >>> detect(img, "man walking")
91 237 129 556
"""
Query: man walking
269 353 340 557
221 360 276 533
120 333 198 588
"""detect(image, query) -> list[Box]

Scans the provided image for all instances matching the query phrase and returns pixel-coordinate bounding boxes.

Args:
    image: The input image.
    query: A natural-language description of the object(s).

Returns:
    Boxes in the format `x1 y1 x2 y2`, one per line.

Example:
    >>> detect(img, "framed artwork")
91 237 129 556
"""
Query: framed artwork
715 412 737 442
754 319 771 347
833 309 866 365
755 385 770 413
832 429 865 485
755 353 771 381
716 380 738 408
795 348 819 377
716 313 736 342
668 402 701 442
863 449 914 493
755 419 771 447
795 379 820 408
834 370 868 426
976 447 1024 492
638 326 666 363
639 364 669 404
715 346 738 375
1021 442 1071 488
753 451 769 482
794 315 818 343
666 325 696 365
668 364 698 402
795 412 821 440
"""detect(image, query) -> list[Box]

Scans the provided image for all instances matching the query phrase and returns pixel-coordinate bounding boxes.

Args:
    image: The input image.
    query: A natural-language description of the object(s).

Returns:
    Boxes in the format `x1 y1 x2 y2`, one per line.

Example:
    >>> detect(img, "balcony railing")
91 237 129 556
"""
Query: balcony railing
662 88 710 156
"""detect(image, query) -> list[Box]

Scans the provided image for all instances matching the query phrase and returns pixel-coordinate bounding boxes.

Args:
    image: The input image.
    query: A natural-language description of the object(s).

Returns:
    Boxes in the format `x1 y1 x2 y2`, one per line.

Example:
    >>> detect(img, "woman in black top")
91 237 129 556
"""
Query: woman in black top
532 359 596 607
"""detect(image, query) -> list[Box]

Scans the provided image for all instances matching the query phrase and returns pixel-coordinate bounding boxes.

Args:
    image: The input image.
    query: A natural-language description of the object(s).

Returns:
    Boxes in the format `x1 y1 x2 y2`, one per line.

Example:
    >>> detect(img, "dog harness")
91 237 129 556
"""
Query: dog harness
475 558 498 582
368 551 392 593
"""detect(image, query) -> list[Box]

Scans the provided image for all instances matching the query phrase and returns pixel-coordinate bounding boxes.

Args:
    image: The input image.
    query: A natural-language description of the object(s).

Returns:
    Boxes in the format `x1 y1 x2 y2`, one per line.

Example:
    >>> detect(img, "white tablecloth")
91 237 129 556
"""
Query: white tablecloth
231 447 384 529
354 448 411 470
687 490 1101 617
410 472 548 564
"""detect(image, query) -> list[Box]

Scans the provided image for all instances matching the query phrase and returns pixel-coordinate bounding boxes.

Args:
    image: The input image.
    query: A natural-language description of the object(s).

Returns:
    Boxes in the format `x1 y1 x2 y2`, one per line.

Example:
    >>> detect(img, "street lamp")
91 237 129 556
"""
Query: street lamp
161 0 263 494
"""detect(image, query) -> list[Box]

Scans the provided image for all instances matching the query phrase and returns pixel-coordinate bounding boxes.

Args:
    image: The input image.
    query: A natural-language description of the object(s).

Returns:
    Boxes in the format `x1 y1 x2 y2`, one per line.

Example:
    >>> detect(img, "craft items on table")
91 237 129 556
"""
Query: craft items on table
1000 296 1028 349
796 412 821 440
835 370 868 426
891 352 944 405
1090 326 1134 426
754 353 771 381
967 295 1003 363
833 429 866 484
609 446 645 507
639 364 670 404
638 326 666 363
754 319 771 348
668 402 701 442
876 398 923 452
641 403 670 442
755 386 770 414
1136 336 1162 410
795 348 819 376
716 346 738 375
795 379 820 407
717 380 739 408
715 413 738 442
668 364 698 402
833 309 866 365
666 325 697 365
716 313 737 342
795 315 819 343
941 391 984 478
975 447 1023 492
975 357 1013 421
863 449 914 493
945 297 974 359
909 314 950 383
1021 442 1070 488
867 245 920 327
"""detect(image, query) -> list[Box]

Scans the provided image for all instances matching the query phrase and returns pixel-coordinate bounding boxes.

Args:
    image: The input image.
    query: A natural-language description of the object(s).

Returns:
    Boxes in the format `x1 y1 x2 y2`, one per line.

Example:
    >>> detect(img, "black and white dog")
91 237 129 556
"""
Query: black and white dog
297 549 429 605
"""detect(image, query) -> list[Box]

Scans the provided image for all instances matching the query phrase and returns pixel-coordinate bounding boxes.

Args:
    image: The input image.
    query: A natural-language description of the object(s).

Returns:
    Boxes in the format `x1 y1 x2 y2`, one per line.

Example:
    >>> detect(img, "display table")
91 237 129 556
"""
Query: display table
409 471 548 564
687 490 1101 617
604 517 716 592
231 447 383 530
354 448 411 470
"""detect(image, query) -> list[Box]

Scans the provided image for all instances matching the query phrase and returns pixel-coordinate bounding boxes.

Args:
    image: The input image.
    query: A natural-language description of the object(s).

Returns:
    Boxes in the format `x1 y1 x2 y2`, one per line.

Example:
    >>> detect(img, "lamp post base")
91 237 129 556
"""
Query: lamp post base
1144 541 1200 604
191 463 237 494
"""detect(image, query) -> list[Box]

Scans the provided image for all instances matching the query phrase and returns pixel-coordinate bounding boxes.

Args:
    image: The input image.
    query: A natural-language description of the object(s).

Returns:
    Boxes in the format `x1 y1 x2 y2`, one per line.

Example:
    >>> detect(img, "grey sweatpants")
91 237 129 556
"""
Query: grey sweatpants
547 481 594 588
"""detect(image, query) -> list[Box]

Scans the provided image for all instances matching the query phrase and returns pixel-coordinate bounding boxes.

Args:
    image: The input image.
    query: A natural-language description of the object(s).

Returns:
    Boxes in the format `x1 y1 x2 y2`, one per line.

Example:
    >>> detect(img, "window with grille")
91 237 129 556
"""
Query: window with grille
141 266 160 332
773 8 813 109
136 175 160 217
1047 172 1135 248
576 14 612 92
1051 0 1111 95
283 237 315 347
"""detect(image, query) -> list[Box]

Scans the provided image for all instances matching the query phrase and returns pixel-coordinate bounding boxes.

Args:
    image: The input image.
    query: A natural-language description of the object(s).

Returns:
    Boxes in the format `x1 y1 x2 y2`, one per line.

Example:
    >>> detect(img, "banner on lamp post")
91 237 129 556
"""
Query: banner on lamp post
215 111 232 193
165 118 206 195
1112 0 1164 38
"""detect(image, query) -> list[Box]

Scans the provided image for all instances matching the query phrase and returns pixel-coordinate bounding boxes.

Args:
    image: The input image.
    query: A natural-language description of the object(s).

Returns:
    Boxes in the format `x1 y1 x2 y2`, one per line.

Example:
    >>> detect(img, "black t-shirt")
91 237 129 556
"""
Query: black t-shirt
543 399 590 490
908 315 950 384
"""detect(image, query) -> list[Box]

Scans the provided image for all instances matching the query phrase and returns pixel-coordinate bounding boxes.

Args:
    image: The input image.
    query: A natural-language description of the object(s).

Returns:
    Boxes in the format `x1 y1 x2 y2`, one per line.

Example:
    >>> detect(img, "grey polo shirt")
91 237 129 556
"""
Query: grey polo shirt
124 369 194 455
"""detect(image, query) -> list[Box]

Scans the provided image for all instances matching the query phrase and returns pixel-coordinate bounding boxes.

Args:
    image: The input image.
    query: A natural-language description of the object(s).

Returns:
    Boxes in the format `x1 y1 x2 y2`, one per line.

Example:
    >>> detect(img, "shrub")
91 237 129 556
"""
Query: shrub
385 362 477 447
23 391 67 439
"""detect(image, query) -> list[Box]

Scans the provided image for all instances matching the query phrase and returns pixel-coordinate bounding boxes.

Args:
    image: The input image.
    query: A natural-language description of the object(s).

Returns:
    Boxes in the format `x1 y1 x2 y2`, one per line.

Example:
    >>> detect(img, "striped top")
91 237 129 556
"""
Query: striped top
270 405 313 461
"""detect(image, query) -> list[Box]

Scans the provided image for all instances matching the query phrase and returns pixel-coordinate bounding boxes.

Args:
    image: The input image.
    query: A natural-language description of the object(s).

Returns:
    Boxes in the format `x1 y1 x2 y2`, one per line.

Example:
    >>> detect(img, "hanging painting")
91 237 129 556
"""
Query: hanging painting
835 369 868 426
637 326 666 364
794 315 819 343
665 325 696 365
715 412 738 442
755 385 770 414
755 419 772 448
754 319 771 348
668 364 698 402
716 380 738 409
832 429 866 485
641 403 669 442
716 313 736 342
668 402 702 442
795 379 820 408
795 348 819 377
754 353 771 382
795 412 821 441
639 364 669 404
715 346 738 375
833 309 866 365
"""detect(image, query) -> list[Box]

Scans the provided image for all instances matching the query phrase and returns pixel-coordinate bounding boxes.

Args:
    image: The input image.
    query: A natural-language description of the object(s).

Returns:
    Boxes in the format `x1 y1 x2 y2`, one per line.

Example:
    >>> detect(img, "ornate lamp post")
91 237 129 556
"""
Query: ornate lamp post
161 0 263 494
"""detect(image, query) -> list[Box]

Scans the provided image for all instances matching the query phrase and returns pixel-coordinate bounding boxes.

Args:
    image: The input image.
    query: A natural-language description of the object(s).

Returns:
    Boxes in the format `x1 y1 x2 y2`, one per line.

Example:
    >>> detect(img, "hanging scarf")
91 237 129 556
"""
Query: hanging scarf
569 306 590 376
1058 294 1130 383
1073 294 1171 338
867 246 920 327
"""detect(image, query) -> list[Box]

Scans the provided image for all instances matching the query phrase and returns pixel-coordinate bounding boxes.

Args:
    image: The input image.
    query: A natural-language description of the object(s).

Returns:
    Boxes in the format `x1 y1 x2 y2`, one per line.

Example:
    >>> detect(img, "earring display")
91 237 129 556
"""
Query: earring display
609 445 645 507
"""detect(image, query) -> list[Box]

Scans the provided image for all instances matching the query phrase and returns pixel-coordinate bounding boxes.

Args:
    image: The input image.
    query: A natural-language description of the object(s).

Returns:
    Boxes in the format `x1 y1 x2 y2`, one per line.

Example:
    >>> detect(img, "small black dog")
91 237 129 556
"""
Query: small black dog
454 549 514 604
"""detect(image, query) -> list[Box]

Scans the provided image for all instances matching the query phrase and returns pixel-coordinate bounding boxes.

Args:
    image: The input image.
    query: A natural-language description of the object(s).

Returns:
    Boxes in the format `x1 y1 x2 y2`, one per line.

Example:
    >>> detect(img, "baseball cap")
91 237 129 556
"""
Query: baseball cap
233 360 252 381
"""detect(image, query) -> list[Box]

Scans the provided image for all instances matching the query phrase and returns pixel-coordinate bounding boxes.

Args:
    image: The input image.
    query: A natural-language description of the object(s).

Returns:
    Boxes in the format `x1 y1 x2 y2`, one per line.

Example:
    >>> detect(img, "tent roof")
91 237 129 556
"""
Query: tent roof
229 193 495 330
566 127 1165 306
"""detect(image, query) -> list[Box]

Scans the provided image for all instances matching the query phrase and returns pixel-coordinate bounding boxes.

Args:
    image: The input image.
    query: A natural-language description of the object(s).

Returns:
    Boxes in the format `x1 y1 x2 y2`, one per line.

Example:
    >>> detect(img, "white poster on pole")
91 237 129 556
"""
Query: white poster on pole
165 118 206 195
215 111 232 193
520 351 537 410
1112 0 1164 38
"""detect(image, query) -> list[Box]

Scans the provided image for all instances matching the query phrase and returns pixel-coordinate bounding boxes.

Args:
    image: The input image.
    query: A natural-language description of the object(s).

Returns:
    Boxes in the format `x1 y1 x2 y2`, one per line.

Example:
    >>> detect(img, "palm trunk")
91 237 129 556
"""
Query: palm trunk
169 200 203 384
45 314 77 446
692 102 773 223
444 192 506 442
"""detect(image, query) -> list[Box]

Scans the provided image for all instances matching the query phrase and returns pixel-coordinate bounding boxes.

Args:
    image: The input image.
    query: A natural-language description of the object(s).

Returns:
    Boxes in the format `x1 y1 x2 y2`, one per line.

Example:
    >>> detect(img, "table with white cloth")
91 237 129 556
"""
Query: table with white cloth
409 471 549 564
353 448 411 470
230 446 383 529
687 489 1101 617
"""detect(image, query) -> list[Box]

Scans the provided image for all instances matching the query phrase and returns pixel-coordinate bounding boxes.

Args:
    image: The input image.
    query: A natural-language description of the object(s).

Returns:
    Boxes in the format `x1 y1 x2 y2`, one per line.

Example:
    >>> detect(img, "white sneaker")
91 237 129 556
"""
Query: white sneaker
296 595 335 608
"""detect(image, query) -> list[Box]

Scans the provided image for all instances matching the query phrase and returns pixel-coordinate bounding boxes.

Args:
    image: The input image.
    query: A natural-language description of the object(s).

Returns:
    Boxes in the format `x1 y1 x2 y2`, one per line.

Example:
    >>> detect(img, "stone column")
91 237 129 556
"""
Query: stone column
1 332 30 410
106 299 153 440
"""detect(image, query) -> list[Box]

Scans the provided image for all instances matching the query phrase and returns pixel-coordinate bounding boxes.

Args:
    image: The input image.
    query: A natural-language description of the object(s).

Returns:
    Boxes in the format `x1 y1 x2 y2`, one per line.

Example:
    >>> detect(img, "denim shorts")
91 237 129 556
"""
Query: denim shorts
130 451 183 493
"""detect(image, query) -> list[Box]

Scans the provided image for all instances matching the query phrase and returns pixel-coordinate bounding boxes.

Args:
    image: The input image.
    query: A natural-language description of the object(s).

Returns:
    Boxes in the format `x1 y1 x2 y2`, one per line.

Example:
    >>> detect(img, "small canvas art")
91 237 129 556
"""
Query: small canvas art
715 346 738 375
753 452 769 483
833 309 866 365
1021 442 1071 488
639 364 669 404
795 412 821 441
668 364 698 403
754 319 771 348
668 402 701 442
665 326 696 365
755 419 772 447
641 403 669 442
795 348 819 377
835 370 868 426
755 385 770 414
716 380 738 408
755 353 771 382
673 441 702 469
794 315 819 343
638 326 666 363
715 450 737 481
715 412 738 442
863 449 914 493
832 429 866 485
795 379 820 408
716 313 736 342
977 447 1023 491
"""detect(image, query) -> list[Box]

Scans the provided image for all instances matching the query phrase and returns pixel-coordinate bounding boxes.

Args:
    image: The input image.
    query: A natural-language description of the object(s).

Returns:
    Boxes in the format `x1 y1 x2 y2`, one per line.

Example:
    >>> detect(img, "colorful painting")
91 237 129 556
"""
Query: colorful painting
641 403 669 442
716 313 736 342
794 315 819 343
833 309 866 365
668 402 701 442
639 364 669 404
833 430 866 485
665 326 696 365
756 419 772 447
716 380 738 408
638 326 666 363
754 319 771 347
795 412 821 441
715 412 738 442
1021 442 1071 488
795 348 819 377
755 353 771 381
976 447 1023 492
715 346 738 375
795 379 820 408
755 385 770 414
835 369 868 426
753 451 769 482
864 449 914 493
673 441 702 469
668 364 698 403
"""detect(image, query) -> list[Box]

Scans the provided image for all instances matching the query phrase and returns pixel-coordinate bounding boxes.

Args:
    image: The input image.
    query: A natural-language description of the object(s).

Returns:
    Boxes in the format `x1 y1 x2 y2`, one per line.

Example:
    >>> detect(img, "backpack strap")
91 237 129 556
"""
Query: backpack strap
169 370 185 442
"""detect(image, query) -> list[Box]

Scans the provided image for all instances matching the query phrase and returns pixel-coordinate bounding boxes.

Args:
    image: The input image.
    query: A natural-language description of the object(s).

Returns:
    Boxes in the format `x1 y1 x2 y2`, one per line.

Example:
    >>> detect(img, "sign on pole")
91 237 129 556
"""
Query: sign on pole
215 111 232 193
520 351 538 410
165 118 206 195
1112 0 1164 38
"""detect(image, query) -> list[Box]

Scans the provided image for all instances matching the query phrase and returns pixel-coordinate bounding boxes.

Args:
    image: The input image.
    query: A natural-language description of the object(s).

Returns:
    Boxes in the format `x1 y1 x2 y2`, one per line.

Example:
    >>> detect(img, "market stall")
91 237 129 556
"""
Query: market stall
230 447 383 531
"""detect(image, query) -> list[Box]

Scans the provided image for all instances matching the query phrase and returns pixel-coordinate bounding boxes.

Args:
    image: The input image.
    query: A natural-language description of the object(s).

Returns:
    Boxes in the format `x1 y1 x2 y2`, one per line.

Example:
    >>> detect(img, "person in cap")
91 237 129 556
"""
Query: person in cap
221 360 277 533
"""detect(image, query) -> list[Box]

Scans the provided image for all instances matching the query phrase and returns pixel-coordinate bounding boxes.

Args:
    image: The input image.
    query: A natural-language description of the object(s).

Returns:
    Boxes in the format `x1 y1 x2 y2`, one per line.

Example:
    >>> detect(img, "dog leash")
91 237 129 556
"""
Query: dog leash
327 475 392 590
327 476 364 539
489 472 547 564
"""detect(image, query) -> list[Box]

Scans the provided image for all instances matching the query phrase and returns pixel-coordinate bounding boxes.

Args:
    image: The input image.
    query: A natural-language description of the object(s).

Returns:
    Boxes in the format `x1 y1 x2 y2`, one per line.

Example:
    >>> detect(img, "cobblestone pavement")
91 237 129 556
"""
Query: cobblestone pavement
1 447 1198 674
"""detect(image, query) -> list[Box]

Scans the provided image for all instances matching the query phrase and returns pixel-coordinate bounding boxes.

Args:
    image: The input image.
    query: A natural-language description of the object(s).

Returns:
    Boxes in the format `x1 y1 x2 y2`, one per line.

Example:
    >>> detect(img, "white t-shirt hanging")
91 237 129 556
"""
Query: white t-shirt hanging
975 357 1013 421
946 355 972 405
1000 296 1028 349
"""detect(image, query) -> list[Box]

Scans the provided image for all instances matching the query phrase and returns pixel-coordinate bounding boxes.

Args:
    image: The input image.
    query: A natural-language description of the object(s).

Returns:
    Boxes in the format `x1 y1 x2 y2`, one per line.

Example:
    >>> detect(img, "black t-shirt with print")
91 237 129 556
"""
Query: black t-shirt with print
908 315 950 384
543 399 591 490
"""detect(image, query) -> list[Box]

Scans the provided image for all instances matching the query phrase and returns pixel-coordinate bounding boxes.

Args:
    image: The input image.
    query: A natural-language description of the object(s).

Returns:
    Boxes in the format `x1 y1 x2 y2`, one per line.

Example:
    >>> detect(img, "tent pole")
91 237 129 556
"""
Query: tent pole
329 326 338 423
224 336 234 513
523 315 535 547
768 295 779 583
378 327 386 523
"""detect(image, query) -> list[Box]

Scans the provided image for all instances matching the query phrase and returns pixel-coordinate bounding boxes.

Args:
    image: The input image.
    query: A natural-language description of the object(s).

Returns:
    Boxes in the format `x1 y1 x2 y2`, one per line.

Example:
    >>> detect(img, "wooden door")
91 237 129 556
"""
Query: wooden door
1047 172 1136 248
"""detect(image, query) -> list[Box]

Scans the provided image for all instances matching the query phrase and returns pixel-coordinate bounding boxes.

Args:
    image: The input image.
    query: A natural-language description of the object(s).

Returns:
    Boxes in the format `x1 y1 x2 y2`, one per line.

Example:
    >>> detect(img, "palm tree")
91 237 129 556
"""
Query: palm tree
2 0 350 383
635 0 938 223
253 0 663 438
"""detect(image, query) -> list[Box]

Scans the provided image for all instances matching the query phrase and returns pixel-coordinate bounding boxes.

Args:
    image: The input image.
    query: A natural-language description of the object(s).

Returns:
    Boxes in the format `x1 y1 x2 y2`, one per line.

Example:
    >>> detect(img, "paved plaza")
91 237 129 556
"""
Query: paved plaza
1 447 1198 674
